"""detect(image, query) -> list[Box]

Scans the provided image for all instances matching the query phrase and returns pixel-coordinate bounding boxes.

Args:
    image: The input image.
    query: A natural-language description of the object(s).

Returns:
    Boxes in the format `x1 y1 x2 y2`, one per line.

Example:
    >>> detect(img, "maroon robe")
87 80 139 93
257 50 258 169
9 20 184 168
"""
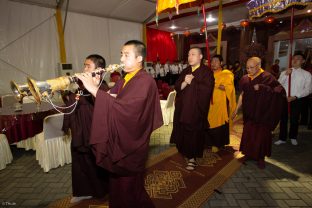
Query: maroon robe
62 83 110 198
170 64 214 158
90 69 163 207
239 71 286 160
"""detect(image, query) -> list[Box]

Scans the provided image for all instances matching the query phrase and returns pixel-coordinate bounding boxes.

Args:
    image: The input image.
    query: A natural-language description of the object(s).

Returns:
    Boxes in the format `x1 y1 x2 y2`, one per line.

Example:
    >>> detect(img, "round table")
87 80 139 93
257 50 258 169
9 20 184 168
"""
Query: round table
0 102 58 144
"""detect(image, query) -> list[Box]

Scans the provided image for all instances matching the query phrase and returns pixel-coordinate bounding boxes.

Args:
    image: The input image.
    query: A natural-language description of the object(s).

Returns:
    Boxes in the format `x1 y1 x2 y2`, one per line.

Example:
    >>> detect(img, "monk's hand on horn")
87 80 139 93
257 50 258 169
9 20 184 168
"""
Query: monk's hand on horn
75 73 98 97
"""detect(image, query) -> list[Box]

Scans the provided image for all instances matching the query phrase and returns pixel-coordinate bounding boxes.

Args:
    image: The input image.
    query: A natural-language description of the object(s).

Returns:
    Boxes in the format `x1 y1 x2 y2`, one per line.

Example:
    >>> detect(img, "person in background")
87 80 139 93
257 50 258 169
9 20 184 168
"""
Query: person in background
62 54 109 204
232 57 286 169
275 52 312 146
170 47 214 171
76 40 163 207
270 59 280 79
206 55 236 153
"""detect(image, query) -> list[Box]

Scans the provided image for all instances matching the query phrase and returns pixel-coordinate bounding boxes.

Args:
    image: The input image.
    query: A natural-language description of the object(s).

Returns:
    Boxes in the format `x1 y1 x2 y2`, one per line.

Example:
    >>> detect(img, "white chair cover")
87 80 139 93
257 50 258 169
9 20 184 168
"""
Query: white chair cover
16 136 37 151
35 113 71 172
160 90 176 126
0 134 13 170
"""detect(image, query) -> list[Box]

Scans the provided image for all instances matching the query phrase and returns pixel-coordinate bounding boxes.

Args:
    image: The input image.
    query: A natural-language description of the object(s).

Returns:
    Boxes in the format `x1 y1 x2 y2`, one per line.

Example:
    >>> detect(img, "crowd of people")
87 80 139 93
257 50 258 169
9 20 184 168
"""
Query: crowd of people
61 39 312 207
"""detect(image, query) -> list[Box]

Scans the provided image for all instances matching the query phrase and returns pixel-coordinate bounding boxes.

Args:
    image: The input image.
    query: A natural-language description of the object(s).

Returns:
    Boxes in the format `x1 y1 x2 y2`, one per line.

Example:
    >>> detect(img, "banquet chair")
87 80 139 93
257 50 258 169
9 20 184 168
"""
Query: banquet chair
160 90 176 126
35 113 71 172
1 94 17 107
0 134 13 170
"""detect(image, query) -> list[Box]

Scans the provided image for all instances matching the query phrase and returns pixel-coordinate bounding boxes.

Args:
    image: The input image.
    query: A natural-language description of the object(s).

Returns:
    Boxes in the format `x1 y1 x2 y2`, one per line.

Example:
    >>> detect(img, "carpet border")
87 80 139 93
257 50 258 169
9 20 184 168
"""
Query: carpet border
178 157 242 208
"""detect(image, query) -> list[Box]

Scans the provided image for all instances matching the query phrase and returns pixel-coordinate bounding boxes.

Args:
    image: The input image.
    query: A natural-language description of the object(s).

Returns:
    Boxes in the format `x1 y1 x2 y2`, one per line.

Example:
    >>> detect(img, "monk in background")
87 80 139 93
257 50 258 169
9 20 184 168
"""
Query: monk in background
62 54 110 203
76 40 163 208
232 57 286 169
206 55 236 153
170 47 214 171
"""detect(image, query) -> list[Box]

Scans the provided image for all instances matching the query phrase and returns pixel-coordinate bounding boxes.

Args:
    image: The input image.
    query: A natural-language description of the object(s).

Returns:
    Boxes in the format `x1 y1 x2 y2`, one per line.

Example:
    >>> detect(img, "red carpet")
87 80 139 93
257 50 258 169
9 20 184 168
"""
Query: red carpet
48 118 243 208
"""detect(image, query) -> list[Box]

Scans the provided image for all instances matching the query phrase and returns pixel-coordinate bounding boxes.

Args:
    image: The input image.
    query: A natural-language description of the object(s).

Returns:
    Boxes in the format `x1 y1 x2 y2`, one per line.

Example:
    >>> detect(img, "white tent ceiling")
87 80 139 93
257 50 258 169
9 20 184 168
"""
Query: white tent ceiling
8 0 312 33
10 0 157 23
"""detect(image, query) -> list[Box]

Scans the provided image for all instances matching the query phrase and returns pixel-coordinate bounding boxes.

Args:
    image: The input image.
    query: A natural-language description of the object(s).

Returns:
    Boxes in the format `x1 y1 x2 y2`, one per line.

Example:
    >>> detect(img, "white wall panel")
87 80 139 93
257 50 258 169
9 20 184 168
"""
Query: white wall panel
108 18 143 64
0 0 59 94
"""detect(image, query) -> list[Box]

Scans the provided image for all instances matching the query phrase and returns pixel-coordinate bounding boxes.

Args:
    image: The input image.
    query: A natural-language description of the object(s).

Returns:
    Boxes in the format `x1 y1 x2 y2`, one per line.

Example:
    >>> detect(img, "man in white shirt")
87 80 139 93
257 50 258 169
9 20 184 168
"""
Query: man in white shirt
275 52 312 145
155 61 161 79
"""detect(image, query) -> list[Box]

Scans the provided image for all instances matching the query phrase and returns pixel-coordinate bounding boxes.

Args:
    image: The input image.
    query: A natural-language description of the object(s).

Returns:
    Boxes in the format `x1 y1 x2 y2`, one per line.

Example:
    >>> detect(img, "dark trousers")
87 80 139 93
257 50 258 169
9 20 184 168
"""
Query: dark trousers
308 97 312 127
300 96 309 125
279 99 302 141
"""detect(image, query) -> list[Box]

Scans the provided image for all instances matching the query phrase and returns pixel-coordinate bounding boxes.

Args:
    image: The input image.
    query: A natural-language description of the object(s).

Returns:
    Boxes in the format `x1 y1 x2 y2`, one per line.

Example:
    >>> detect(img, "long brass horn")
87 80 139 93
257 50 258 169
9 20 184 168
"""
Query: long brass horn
27 64 124 104
10 80 31 102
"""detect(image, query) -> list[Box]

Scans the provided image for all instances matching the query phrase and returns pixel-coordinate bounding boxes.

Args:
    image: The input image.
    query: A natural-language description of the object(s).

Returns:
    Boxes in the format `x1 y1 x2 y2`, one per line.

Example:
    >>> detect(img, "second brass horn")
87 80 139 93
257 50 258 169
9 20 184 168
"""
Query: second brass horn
27 64 124 104
10 80 31 102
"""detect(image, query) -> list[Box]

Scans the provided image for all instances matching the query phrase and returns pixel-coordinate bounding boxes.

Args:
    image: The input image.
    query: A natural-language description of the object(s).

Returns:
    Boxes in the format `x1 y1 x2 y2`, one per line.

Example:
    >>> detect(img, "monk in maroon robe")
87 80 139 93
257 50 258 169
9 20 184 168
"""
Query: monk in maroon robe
76 40 163 208
170 47 214 171
232 57 286 169
62 54 110 203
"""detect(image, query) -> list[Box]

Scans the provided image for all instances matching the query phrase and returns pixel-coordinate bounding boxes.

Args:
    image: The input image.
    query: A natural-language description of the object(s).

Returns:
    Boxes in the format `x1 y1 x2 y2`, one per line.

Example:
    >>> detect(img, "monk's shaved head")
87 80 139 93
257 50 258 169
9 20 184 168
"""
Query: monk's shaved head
248 57 262 67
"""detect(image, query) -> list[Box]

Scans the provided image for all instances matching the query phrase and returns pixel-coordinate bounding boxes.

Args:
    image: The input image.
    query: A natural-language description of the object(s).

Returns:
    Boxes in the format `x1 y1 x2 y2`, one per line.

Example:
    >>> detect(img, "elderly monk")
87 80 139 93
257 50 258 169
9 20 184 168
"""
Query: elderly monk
206 55 236 153
62 54 109 204
170 47 214 171
232 57 286 169
76 40 163 208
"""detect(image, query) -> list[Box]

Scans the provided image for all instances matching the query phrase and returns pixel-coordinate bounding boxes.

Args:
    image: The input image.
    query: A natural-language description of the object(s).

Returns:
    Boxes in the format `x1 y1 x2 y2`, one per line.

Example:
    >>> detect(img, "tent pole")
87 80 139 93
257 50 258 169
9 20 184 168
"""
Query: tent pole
202 4 210 66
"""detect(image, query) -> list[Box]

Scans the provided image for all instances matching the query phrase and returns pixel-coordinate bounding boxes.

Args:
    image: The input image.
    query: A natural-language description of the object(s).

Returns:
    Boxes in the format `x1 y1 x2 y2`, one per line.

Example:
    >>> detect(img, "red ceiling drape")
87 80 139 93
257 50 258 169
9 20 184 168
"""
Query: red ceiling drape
146 28 177 64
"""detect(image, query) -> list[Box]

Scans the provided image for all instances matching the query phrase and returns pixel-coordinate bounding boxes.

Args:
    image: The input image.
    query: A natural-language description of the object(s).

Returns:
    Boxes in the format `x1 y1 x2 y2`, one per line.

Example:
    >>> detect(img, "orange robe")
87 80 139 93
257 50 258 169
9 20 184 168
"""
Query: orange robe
208 69 236 129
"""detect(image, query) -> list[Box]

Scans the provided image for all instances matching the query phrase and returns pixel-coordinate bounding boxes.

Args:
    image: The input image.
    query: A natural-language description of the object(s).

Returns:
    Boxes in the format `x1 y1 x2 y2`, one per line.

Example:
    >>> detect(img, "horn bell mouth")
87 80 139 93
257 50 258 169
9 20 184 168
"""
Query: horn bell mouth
10 80 26 101
27 77 41 104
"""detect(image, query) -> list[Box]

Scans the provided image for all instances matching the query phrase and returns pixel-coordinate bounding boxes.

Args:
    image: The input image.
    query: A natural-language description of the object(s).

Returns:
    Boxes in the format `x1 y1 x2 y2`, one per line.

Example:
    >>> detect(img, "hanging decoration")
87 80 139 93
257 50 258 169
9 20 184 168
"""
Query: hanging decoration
170 32 175 39
184 30 191 37
265 16 275 24
155 0 220 66
200 25 206 33
247 0 311 19
240 20 250 28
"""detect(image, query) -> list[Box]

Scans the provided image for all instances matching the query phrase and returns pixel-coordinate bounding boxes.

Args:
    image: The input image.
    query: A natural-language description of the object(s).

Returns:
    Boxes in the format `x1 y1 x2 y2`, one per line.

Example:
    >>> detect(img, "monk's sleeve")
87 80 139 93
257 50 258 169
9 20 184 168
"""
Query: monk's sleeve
89 79 162 173
223 73 237 116
194 69 215 123
258 80 286 130
174 69 187 94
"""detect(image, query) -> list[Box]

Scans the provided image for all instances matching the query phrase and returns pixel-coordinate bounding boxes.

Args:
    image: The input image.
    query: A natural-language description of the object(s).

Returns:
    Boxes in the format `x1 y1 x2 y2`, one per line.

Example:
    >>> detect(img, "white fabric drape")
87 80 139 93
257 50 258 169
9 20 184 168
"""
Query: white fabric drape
0 134 13 170
0 0 59 94
64 12 143 72
0 0 142 95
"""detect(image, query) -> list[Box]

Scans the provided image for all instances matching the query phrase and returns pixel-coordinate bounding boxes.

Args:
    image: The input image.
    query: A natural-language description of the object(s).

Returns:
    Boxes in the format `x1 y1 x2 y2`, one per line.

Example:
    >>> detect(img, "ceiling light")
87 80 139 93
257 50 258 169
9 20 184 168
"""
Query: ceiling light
280 20 283 23
169 25 177 30
308 9 311 13
206 15 216 23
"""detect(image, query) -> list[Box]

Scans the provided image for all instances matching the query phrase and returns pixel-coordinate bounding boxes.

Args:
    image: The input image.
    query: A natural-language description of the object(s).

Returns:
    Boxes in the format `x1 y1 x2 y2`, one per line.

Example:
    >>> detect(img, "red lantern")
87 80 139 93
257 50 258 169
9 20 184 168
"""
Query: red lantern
184 30 190 37
265 16 275 24
240 20 249 28
200 26 206 33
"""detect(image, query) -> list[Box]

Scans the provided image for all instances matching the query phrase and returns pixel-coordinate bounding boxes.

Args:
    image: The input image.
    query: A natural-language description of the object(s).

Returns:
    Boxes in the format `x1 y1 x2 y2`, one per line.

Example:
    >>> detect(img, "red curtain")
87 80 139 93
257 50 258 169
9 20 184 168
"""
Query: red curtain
146 28 177 64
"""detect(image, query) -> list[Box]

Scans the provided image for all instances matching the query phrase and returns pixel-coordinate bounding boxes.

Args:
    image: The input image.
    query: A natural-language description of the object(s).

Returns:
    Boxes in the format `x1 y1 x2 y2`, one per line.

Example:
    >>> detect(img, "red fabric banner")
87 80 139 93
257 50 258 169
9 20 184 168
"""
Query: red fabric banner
146 28 177 64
